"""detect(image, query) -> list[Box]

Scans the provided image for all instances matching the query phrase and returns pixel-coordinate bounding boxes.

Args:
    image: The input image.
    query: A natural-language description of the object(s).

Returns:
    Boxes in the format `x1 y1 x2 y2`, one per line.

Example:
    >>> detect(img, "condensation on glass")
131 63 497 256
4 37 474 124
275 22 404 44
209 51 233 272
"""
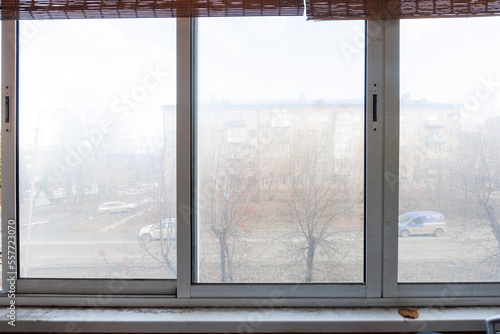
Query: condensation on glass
195 17 365 283
399 17 500 282
18 19 177 278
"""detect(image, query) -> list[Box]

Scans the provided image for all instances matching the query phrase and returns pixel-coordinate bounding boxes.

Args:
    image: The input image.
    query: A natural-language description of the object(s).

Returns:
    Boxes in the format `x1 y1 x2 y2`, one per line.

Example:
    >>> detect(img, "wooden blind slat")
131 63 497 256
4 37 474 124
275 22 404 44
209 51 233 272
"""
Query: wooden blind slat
307 0 500 20
0 0 304 19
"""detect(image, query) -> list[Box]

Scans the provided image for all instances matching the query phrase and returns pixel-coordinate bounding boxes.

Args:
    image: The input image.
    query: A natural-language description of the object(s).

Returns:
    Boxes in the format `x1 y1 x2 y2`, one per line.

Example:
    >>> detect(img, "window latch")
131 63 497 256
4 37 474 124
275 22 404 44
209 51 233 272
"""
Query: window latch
4 85 11 133
372 83 378 132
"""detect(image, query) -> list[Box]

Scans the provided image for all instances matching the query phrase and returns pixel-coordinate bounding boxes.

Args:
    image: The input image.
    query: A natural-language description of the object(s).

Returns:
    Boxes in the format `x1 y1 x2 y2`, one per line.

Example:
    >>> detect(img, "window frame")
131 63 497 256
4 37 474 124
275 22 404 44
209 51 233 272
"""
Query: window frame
1 17 500 306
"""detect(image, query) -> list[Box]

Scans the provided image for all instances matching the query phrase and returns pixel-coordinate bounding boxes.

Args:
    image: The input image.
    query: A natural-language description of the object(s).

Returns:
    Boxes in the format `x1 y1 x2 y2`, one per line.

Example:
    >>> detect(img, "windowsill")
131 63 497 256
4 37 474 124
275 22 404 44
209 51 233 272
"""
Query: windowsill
0 306 499 333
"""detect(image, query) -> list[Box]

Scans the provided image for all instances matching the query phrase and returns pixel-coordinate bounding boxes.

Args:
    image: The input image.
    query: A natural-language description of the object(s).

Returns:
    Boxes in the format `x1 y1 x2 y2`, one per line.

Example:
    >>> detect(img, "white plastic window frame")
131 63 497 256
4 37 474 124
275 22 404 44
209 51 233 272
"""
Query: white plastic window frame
381 19 500 302
178 18 380 300
1 18 499 306
0 20 177 297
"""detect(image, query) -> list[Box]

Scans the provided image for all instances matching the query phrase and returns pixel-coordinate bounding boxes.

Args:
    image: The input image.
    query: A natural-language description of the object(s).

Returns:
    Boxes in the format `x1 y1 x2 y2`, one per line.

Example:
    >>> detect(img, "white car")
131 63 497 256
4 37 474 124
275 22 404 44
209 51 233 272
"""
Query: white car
398 211 447 238
98 201 136 214
139 218 176 242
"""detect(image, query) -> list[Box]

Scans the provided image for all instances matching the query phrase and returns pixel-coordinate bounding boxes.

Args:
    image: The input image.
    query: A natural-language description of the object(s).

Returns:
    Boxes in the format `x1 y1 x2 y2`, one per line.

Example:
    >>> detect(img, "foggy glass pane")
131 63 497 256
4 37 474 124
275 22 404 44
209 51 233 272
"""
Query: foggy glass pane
195 17 365 283
399 17 500 282
18 19 176 278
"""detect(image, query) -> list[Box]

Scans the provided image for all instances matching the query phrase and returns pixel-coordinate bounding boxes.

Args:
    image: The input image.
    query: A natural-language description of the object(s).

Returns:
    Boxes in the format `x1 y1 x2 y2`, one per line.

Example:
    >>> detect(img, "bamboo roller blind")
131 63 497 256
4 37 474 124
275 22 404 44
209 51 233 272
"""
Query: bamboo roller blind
0 0 304 19
307 0 500 20
1 0 500 19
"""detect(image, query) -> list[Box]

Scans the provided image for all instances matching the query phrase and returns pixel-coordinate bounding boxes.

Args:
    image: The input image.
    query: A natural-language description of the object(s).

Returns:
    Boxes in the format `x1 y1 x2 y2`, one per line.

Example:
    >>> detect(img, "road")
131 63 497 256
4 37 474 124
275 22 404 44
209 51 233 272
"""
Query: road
11 205 499 281
399 235 466 262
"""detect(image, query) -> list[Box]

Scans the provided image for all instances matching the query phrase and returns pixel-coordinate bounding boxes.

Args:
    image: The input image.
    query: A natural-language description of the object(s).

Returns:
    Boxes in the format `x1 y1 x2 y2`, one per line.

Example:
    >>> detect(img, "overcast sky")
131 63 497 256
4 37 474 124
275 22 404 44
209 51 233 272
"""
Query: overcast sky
401 16 500 106
15 15 500 141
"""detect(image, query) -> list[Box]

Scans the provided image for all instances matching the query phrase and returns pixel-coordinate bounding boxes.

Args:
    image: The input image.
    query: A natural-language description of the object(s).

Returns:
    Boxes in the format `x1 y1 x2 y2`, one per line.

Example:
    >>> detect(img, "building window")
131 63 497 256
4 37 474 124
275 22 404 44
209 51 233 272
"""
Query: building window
307 114 317 122
230 114 242 121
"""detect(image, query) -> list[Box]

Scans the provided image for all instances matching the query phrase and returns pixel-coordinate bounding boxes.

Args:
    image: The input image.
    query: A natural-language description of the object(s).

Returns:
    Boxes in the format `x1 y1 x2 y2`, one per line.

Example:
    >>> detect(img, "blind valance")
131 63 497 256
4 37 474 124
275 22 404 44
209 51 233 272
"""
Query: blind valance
0 0 304 19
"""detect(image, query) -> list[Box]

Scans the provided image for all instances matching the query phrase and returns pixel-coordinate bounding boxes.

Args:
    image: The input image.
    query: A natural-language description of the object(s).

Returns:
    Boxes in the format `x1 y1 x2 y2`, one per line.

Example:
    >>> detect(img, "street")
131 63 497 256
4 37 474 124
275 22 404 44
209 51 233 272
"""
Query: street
11 204 500 282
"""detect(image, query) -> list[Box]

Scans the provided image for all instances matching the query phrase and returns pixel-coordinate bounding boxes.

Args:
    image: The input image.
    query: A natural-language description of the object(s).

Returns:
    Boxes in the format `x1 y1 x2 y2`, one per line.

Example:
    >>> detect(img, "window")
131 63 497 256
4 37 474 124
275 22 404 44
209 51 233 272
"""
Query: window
17 19 176 279
2 15 500 306
400 17 500 283
196 17 364 284
230 114 242 121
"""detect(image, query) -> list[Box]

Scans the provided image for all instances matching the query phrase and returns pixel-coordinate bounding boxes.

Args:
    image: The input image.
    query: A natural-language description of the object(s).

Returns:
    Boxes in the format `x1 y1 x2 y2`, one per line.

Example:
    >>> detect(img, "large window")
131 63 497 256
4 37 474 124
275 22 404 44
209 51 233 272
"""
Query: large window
2 15 500 306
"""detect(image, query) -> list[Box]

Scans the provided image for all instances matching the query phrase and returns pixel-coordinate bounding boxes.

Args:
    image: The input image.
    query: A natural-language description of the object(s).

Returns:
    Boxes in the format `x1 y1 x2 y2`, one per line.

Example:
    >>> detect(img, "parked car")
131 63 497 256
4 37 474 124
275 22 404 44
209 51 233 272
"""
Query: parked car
98 201 136 214
139 218 176 242
398 211 446 238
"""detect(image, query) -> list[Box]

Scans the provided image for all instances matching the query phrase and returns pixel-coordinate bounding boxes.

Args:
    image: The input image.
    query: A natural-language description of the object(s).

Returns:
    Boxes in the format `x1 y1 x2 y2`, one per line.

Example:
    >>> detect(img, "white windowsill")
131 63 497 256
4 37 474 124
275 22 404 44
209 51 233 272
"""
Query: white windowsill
0 306 499 333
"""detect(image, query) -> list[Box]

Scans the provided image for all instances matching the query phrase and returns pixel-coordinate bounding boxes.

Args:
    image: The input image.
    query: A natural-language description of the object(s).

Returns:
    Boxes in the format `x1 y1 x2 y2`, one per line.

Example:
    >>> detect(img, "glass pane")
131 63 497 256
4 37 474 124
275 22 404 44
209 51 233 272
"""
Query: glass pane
399 17 500 282
18 19 176 278
195 17 365 283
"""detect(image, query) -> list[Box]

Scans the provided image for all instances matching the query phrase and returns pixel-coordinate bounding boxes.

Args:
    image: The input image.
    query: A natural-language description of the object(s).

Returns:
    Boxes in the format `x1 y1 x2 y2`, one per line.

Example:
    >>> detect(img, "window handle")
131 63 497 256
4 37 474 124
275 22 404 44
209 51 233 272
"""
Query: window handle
5 96 10 123
4 85 11 133
372 83 378 131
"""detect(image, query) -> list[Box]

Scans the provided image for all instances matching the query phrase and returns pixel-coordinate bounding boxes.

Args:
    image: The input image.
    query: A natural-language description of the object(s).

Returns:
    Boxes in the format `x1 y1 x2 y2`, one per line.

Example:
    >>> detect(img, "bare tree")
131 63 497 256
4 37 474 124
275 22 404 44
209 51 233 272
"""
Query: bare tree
198 134 257 282
284 134 362 282
453 121 500 254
